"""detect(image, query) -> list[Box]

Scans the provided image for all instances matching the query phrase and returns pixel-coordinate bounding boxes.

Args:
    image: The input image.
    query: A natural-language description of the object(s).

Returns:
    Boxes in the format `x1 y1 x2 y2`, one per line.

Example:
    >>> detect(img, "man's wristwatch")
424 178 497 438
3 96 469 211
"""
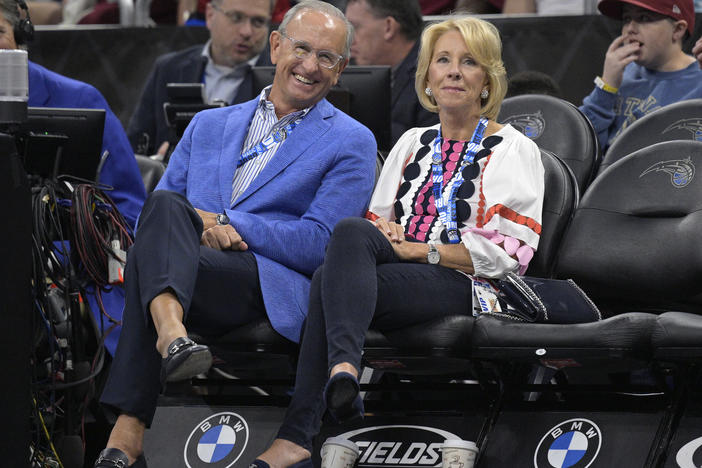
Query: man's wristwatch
216 213 230 226
427 242 441 265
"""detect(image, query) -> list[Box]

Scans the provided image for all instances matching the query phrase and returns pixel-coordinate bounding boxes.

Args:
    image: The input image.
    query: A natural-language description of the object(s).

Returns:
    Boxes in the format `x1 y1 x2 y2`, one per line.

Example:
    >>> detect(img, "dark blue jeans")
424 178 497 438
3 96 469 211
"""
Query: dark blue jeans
100 190 266 426
277 217 472 451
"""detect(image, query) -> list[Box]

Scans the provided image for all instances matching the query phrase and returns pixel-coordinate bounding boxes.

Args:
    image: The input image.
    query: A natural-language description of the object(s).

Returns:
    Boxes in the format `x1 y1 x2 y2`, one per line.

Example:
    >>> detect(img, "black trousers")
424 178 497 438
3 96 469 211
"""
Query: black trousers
276 217 473 451
100 190 266 426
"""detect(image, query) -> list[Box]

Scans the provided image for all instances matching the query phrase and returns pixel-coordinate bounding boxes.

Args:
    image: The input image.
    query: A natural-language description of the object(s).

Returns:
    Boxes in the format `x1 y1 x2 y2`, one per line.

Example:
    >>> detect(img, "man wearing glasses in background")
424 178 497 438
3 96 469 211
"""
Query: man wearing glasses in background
126 0 274 156
94 2 377 466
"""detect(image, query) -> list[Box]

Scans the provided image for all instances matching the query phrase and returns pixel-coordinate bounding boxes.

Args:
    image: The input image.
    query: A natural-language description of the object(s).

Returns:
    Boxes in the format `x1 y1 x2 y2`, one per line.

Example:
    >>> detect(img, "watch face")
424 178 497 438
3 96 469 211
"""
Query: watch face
217 213 230 225
428 249 440 264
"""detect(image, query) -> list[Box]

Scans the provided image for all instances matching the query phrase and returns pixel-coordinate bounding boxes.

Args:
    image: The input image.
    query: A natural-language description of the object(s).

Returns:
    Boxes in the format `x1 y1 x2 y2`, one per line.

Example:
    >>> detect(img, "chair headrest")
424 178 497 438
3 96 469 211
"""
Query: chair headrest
601 99 702 174
499 94 599 193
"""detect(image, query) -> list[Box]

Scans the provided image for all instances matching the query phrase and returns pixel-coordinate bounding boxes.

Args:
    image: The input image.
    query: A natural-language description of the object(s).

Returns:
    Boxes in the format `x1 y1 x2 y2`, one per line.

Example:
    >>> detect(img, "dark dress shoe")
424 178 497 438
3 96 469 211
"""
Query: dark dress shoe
94 448 148 467
324 371 364 423
160 336 212 387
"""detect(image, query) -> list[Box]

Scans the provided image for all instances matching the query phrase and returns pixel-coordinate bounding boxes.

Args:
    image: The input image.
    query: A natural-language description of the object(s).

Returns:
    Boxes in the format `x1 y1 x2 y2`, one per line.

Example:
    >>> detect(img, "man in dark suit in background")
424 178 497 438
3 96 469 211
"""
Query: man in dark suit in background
345 0 438 145
127 0 274 155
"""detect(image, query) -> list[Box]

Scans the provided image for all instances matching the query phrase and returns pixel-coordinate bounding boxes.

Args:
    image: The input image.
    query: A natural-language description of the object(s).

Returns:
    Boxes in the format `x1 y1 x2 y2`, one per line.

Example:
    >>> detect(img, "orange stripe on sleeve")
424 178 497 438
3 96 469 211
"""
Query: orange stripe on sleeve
483 203 542 235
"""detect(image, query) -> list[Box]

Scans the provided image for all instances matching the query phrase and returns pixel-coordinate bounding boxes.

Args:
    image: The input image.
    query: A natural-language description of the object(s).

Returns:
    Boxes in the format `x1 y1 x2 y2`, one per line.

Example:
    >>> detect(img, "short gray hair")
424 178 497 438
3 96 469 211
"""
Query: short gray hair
278 0 354 58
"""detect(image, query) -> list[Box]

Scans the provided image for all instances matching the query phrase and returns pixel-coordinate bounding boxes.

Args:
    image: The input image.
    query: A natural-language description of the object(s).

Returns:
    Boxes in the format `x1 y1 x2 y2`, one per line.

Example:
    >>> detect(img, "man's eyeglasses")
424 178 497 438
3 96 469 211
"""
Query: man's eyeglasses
279 32 345 70
211 3 269 30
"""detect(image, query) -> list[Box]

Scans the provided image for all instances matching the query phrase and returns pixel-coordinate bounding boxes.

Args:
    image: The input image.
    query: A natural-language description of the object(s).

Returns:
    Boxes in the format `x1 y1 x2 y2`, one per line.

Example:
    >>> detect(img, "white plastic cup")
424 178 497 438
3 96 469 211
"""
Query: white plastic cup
0 49 28 101
442 439 478 468
320 436 359 468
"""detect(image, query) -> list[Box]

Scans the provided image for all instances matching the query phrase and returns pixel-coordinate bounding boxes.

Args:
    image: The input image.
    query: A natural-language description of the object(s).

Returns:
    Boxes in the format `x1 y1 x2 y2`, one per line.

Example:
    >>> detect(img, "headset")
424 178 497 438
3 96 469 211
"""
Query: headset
14 0 34 45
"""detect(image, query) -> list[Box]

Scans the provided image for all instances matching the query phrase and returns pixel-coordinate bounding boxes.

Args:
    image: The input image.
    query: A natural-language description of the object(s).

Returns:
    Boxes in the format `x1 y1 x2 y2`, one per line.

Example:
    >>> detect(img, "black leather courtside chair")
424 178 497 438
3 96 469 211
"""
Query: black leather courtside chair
473 140 702 369
135 155 166 193
556 140 702 314
599 99 702 176
475 140 702 365
523 149 578 278
499 94 599 194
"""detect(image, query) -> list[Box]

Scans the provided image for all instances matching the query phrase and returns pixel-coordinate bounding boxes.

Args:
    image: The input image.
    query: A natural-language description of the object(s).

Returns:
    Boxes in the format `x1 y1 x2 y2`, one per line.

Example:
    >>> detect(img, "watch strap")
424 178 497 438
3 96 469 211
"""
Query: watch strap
427 242 440 264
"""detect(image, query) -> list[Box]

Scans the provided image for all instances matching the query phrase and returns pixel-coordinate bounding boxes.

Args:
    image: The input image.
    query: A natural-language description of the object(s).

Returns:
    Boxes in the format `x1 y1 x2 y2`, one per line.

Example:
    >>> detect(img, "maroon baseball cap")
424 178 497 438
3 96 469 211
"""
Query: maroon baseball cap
598 0 695 35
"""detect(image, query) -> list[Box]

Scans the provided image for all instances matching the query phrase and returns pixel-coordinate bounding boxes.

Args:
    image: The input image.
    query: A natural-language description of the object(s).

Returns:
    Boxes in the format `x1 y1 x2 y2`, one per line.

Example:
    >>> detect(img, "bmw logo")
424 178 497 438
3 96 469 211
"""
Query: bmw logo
184 412 249 468
533 418 602 468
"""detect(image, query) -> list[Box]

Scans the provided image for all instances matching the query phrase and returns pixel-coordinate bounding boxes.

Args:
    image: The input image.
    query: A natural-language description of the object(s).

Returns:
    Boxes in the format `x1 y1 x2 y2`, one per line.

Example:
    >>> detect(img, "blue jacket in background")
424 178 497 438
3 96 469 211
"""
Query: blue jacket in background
29 60 147 355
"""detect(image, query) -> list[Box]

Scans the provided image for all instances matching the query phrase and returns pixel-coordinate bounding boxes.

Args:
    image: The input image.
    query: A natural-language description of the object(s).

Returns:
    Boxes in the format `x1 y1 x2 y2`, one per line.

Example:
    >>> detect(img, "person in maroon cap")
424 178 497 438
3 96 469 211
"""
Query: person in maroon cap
579 0 702 152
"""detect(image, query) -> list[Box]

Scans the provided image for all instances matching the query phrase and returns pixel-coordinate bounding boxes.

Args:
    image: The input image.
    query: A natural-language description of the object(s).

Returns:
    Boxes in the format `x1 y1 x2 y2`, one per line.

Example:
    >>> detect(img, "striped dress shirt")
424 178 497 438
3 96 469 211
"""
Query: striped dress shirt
230 87 311 205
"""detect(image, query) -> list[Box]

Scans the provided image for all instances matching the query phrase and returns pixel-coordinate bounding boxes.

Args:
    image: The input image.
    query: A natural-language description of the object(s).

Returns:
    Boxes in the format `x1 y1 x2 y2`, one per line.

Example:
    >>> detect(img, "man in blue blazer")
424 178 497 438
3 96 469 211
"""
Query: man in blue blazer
127 0 274 155
96 2 377 466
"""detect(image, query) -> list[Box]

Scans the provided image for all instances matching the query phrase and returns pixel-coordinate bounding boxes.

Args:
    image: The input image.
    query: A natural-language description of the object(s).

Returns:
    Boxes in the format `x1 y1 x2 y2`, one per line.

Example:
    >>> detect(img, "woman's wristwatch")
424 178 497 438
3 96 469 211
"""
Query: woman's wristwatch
427 242 441 264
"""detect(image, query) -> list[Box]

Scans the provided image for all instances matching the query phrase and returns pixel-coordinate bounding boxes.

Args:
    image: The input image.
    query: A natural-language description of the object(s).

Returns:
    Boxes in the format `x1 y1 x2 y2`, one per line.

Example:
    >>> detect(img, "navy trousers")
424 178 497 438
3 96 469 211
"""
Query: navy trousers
276 217 473 451
100 190 266 426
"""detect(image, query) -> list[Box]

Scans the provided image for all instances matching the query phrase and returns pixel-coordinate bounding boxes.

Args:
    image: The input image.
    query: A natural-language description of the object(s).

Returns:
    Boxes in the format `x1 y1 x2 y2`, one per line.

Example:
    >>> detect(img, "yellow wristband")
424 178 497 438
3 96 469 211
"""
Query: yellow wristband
594 76 619 94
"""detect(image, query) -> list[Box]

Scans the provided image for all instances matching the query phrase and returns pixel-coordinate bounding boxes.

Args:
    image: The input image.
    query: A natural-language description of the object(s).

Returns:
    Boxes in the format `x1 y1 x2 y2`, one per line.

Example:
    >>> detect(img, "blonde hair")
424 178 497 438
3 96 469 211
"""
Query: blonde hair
415 16 507 120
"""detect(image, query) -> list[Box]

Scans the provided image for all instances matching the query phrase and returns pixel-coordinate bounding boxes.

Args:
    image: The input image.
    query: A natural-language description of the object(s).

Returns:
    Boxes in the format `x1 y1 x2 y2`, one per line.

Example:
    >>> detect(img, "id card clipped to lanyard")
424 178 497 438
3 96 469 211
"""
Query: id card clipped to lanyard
431 117 488 243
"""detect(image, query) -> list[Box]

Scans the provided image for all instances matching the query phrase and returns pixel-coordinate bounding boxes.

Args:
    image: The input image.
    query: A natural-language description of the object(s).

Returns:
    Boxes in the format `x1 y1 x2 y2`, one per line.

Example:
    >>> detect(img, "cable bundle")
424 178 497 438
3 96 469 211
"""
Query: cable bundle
69 184 133 288
29 180 133 467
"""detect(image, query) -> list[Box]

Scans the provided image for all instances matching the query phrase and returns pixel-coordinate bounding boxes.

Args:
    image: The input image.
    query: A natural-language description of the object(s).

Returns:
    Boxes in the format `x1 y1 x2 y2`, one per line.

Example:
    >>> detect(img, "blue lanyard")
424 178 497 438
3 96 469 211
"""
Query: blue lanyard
431 117 488 243
236 119 300 168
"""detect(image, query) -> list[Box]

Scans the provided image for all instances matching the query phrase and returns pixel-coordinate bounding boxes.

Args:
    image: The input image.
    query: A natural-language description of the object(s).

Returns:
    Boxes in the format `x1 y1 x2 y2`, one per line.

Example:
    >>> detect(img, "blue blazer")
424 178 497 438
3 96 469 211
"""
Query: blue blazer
156 97 377 341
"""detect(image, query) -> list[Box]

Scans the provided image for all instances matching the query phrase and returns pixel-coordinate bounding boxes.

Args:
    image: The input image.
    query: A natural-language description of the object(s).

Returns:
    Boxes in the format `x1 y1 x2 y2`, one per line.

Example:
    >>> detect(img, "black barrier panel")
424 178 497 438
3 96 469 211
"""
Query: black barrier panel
663 408 702 468
315 414 486 467
480 410 664 468
143 403 286 467
0 135 32 468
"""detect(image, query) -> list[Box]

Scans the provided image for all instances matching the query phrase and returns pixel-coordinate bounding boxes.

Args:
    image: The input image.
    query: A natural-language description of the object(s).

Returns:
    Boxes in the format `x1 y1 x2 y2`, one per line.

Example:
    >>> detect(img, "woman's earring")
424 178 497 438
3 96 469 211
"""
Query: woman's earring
480 88 489 99
425 87 432 96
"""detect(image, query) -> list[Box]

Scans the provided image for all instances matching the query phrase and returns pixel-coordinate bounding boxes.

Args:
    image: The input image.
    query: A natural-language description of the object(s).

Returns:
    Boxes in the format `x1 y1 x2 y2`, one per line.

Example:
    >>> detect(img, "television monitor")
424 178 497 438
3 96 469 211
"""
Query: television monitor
163 82 226 143
18 107 105 182
252 65 392 151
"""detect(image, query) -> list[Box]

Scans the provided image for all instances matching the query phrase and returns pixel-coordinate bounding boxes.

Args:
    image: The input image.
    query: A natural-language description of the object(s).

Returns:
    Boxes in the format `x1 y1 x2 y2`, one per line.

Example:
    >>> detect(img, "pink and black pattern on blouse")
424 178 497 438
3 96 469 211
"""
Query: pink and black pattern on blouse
394 128 504 243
